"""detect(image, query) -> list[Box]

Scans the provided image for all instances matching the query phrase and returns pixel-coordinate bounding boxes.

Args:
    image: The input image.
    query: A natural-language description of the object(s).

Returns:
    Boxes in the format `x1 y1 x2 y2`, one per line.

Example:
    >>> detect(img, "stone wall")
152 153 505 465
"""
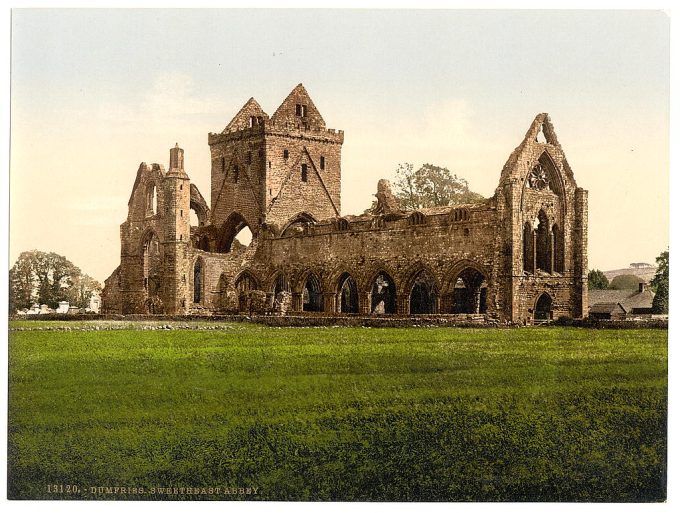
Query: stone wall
102 85 588 324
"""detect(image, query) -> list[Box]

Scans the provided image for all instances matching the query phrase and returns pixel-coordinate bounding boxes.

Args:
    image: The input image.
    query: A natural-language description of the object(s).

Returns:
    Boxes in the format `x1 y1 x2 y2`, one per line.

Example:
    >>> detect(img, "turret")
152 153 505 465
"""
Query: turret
161 143 191 313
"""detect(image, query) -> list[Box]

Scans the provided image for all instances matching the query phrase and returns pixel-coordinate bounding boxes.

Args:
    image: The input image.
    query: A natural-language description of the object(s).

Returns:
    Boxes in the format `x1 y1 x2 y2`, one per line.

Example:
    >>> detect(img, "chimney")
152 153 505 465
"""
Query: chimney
638 282 646 293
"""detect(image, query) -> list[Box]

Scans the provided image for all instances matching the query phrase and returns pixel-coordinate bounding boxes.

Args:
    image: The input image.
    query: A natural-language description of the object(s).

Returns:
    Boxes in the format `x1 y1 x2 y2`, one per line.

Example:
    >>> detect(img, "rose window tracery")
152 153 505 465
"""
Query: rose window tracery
527 163 549 190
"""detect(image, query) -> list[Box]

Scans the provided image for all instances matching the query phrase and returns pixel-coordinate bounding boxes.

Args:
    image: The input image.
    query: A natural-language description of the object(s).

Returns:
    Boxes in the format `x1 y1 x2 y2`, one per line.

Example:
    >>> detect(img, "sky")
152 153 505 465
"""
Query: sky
9 9 670 283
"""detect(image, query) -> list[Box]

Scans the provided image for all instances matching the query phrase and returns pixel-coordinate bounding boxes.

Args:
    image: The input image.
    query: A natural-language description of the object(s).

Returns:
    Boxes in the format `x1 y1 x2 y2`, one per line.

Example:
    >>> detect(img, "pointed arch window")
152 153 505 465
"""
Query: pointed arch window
193 259 203 304
552 224 564 273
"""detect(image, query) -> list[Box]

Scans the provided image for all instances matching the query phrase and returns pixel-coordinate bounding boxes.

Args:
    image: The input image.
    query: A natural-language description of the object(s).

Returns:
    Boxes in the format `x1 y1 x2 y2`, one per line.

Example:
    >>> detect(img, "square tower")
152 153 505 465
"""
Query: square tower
208 84 344 237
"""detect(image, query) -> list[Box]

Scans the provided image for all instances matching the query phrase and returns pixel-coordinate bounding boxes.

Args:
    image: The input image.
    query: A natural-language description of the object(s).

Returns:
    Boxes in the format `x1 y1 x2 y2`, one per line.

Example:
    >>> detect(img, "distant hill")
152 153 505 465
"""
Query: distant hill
603 266 657 283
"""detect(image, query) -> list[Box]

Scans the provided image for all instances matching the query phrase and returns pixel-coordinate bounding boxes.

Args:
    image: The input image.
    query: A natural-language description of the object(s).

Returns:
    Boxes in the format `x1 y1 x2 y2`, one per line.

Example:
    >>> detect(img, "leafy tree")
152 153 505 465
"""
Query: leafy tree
588 269 609 290
609 274 644 290
650 250 669 314
8 250 102 312
393 163 485 210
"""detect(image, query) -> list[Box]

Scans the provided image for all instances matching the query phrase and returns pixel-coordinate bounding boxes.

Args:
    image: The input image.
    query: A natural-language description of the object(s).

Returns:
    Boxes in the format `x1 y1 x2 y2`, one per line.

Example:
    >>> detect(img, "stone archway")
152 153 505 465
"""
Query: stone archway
337 272 359 314
408 270 439 314
450 267 487 314
534 292 553 321
302 272 323 312
369 271 397 314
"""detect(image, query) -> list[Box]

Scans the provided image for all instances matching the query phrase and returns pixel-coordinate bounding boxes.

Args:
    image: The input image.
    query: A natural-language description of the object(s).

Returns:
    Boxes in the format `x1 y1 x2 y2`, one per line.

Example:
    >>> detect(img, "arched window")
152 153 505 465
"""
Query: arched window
146 184 157 216
337 218 350 231
552 224 564 273
235 272 258 293
523 222 534 273
142 231 162 296
301 164 308 182
535 210 551 272
193 259 203 304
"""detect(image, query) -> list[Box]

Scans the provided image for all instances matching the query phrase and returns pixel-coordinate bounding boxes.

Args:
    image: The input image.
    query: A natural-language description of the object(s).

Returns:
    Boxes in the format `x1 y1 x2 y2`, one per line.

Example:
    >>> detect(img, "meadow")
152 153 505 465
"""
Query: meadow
7 322 667 501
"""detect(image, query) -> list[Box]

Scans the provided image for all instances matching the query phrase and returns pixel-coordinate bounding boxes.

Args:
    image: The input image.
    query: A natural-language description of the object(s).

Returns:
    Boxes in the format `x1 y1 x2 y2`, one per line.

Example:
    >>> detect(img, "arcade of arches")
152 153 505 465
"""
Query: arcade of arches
210 265 495 316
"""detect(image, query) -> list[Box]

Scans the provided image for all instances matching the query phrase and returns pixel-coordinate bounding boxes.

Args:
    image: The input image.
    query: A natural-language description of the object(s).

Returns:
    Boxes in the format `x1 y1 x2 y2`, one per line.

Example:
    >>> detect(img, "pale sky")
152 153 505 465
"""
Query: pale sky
10 9 670 283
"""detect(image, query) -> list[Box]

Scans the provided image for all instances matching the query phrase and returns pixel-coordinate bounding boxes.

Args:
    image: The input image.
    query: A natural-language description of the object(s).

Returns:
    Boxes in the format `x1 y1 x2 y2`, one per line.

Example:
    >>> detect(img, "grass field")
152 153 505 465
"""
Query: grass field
8 322 667 501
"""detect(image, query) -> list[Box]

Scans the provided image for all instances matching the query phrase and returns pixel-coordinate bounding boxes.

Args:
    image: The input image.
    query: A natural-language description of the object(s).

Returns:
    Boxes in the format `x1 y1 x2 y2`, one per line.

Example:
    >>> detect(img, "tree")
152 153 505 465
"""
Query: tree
588 269 609 290
8 250 102 312
393 163 485 210
650 250 669 314
609 274 644 290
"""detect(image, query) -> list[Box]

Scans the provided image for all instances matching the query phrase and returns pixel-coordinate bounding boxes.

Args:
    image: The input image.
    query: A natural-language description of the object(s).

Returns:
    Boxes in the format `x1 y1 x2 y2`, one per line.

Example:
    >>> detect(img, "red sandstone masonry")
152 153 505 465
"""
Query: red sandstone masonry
103 86 587 323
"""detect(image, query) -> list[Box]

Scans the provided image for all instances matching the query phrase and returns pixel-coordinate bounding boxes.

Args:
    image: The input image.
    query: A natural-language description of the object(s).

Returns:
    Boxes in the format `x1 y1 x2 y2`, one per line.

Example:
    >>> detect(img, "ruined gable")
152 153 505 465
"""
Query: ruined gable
222 97 268 133
270 84 326 130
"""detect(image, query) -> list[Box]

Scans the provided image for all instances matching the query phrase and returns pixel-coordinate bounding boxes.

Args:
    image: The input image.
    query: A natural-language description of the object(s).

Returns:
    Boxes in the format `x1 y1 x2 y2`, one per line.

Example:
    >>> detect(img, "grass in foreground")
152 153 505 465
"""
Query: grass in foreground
8 324 667 501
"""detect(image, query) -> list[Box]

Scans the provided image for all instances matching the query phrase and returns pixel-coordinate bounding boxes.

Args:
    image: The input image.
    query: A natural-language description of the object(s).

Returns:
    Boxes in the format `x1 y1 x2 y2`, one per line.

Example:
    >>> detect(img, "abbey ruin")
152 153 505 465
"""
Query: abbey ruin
101 84 588 323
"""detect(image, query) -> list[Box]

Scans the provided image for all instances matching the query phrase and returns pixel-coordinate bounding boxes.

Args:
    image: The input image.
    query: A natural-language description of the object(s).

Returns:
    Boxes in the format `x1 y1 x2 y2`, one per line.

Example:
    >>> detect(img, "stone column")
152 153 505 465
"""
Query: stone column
397 294 410 316
532 231 537 273
359 292 372 315
323 293 337 314
433 295 441 315
549 231 555 274
292 292 303 312
472 286 481 314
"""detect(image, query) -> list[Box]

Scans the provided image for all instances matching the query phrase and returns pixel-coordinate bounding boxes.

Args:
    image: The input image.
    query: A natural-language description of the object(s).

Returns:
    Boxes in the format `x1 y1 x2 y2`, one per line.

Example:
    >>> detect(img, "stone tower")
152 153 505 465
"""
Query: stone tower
161 144 191 314
207 84 344 250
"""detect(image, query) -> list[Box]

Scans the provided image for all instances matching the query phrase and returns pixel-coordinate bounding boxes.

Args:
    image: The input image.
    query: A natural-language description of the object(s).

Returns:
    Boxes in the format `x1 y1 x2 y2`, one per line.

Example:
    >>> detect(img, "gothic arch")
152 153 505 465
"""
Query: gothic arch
298 270 323 312
534 292 553 321
280 212 318 237
234 270 260 292
336 272 359 314
398 263 442 297
269 272 291 296
192 257 205 304
140 229 162 302
522 151 566 198
216 211 253 253
366 269 397 315
406 268 440 315
443 260 489 314
359 261 400 294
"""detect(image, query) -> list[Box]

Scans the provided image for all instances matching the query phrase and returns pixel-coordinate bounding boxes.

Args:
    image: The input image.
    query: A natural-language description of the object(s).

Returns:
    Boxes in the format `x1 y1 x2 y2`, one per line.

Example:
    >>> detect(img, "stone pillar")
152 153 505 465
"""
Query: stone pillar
323 293 337 314
433 296 441 315
532 231 537 273
549 231 555 274
472 287 481 314
359 292 372 315
440 292 454 314
397 294 409 316
292 292 303 312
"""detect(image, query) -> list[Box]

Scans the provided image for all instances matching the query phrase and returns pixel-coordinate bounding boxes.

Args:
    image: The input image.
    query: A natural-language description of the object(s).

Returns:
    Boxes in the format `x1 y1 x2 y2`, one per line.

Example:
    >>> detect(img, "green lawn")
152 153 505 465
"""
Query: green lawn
8 323 667 501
